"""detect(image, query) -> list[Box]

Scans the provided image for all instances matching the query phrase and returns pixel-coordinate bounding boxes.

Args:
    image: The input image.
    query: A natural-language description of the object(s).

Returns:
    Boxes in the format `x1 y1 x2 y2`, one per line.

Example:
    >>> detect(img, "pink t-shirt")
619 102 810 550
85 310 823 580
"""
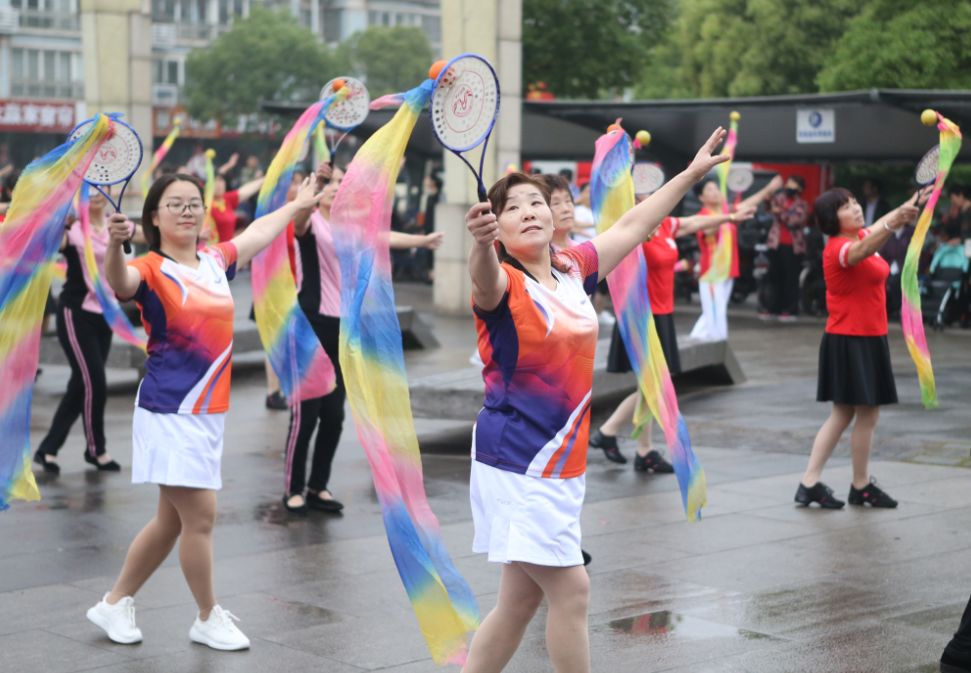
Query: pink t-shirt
295 210 341 318
64 222 108 314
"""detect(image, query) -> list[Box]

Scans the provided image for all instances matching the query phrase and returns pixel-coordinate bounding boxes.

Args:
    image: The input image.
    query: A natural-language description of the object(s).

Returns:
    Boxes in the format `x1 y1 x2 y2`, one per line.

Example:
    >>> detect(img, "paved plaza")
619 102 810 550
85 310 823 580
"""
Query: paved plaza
3 283 970 673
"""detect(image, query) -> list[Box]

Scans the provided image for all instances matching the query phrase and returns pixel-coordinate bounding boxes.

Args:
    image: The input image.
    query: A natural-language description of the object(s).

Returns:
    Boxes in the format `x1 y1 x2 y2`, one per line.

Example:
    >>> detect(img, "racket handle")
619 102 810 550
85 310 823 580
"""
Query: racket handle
477 184 488 205
123 240 132 254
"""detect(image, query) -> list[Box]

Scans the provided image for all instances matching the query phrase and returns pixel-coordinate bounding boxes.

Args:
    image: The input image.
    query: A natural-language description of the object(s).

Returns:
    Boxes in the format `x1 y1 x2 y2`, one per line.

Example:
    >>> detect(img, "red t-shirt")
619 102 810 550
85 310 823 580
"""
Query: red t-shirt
211 190 240 244
643 216 680 315
823 230 889 336
695 206 739 279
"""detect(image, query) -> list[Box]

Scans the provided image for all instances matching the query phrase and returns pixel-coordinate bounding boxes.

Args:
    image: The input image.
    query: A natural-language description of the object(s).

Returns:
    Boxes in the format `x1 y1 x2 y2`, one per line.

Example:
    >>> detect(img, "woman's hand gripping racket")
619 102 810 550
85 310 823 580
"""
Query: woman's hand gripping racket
429 54 500 205
318 76 370 160
69 115 143 253
913 144 940 210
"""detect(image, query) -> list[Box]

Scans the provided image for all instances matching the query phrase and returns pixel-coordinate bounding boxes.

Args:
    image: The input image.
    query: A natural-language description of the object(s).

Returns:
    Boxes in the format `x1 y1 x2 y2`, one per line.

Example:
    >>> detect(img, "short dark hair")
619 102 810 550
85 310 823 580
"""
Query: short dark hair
950 184 970 198
142 173 205 250
788 175 806 191
539 173 573 201
945 220 962 240
812 187 855 236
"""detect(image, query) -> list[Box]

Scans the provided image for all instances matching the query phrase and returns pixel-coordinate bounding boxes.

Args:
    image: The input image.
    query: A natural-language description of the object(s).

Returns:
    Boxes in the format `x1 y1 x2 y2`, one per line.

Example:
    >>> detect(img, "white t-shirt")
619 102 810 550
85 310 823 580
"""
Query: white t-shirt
571 204 595 242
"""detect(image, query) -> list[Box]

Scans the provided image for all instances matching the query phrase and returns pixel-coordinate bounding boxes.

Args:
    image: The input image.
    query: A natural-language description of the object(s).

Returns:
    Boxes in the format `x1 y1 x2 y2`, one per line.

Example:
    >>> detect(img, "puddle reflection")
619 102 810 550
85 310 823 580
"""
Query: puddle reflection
609 610 773 641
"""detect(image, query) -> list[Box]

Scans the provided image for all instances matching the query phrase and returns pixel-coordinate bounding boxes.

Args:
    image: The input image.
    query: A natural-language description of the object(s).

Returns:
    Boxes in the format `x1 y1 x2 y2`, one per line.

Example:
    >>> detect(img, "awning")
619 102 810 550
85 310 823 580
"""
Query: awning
263 88 971 164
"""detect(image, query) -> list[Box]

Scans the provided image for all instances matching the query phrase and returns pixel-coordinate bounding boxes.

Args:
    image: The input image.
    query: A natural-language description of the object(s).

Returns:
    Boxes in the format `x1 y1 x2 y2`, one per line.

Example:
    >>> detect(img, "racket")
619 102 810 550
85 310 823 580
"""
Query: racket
69 115 143 253
429 53 500 203
632 162 665 196
319 76 370 157
912 144 940 209
727 164 754 194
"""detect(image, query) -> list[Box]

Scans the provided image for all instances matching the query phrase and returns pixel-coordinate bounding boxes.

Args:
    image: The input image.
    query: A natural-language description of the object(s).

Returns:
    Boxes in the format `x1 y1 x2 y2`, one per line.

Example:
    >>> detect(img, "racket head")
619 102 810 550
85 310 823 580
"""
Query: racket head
727 164 754 193
320 76 370 131
632 162 665 196
430 53 500 153
914 144 939 186
69 115 143 187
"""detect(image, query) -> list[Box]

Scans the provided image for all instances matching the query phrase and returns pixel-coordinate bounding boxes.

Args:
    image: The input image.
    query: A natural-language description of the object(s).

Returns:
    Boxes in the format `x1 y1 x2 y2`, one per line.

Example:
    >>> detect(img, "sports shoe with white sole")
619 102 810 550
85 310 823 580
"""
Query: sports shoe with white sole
86 594 143 644
189 605 250 651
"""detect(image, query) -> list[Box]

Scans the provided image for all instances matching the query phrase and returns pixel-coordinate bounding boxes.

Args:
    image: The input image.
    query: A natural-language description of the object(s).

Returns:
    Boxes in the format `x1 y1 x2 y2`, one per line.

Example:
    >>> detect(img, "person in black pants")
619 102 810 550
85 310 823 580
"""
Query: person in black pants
282 163 442 514
34 190 123 473
942 595 971 672
762 175 808 321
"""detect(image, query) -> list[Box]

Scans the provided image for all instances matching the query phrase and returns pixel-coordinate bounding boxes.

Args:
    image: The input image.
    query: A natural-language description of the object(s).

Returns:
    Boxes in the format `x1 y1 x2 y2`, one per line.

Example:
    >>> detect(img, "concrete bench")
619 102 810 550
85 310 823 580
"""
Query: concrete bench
408 336 745 422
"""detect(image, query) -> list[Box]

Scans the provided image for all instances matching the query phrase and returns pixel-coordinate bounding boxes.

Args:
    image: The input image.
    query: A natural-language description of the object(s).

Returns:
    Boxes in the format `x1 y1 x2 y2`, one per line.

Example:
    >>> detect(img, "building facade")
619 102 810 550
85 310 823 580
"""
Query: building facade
0 0 439 151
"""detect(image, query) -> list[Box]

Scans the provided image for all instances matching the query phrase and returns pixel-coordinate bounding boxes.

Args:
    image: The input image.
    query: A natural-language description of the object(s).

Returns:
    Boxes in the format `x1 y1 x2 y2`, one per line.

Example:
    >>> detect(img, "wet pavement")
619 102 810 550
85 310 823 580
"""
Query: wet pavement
4 282 970 672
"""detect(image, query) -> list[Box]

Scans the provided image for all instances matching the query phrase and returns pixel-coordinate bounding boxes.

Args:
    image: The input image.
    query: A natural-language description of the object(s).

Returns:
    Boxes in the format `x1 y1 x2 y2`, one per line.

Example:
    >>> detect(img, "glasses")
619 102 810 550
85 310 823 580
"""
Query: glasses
161 200 205 216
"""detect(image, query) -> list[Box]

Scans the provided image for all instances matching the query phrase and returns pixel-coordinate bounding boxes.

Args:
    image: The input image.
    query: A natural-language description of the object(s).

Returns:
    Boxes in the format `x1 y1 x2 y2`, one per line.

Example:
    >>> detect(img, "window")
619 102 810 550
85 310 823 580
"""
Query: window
10 47 83 98
153 58 183 86
11 0 78 29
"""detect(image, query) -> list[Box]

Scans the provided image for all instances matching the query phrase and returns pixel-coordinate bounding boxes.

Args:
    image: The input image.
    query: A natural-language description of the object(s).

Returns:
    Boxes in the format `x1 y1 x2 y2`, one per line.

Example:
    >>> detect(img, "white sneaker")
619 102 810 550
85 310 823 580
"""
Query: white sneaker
189 605 250 651
598 310 616 327
86 594 143 644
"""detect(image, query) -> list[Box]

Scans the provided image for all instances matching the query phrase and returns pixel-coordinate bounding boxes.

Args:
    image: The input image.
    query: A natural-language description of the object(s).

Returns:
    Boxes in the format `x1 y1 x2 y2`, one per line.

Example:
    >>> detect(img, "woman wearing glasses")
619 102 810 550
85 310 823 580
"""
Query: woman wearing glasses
85 173 324 651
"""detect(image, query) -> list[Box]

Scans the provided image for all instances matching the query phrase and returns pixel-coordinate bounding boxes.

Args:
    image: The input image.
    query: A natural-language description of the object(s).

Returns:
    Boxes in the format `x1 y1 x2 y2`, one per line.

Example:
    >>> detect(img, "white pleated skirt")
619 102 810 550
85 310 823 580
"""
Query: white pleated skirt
131 406 226 490
470 460 585 567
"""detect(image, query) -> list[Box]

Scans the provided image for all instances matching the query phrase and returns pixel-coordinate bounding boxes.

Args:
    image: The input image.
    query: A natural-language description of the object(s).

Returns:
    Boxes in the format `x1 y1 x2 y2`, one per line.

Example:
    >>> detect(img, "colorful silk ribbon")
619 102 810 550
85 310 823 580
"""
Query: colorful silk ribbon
0 114 112 510
591 123 707 521
329 79 479 665
140 120 180 196
250 101 337 402
901 112 962 409
77 183 146 349
701 113 738 284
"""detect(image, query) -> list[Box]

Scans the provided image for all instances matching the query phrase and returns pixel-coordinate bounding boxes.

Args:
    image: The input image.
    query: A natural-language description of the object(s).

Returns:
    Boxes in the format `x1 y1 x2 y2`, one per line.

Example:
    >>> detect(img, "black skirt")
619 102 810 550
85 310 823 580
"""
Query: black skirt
606 313 682 375
816 333 898 406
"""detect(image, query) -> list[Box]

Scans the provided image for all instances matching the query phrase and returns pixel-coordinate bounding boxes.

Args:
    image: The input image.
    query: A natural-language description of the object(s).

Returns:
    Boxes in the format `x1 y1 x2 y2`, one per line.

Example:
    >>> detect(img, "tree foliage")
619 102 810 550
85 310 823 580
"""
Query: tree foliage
636 0 859 99
340 26 433 97
817 0 971 91
523 0 675 99
184 7 337 129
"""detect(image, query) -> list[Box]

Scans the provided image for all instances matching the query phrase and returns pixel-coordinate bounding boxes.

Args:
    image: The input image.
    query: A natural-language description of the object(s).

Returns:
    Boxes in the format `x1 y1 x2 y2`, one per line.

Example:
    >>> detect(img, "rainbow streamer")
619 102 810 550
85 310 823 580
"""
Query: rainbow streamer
250 101 336 402
702 113 738 284
203 149 218 242
140 120 180 196
591 124 707 521
313 124 330 166
77 183 146 350
901 112 962 409
329 79 479 665
0 114 112 510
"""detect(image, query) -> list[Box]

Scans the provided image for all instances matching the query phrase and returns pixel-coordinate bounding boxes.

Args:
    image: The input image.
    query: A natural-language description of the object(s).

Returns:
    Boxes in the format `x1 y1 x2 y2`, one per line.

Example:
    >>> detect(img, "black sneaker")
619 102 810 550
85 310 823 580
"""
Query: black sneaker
794 481 845 509
581 549 592 566
634 450 674 474
265 391 289 410
589 429 626 464
848 478 898 508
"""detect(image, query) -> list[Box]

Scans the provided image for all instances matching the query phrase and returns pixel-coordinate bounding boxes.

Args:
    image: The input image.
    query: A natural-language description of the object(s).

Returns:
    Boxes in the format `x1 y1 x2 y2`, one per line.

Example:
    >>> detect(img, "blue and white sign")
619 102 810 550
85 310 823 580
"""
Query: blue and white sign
796 108 835 144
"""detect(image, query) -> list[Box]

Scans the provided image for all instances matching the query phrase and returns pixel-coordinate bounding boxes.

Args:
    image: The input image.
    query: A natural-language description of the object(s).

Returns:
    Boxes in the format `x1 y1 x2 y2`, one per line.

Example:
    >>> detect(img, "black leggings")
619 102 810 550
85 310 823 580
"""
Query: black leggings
284 315 345 496
38 303 112 458
767 244 803 315
945 593 971 662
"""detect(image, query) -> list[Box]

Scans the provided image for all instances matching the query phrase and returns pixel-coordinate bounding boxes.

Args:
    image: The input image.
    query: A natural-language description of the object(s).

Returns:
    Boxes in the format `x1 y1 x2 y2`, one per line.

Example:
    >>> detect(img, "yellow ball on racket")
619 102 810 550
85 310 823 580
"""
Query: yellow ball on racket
729 110 741 122
635 130 651 147
921 109 937 127
204 149 216 159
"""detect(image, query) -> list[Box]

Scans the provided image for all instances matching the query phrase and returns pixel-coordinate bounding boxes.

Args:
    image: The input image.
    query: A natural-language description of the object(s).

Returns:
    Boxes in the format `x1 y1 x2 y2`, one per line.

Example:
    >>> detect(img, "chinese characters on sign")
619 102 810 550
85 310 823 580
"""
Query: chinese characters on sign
0 100 76 132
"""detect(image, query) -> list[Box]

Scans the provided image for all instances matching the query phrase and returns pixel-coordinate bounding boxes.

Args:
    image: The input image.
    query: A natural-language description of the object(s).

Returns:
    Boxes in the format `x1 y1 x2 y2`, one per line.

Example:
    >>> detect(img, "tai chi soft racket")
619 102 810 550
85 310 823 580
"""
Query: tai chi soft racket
319 76 370 157
727 164 754 194
429 53 500 203
69 115 143 253
632 162 665 196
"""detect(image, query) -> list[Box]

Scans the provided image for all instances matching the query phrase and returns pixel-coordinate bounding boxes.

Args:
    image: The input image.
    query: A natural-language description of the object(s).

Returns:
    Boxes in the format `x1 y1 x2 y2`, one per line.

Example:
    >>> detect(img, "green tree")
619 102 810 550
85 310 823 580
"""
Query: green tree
817 0 971 91
523 0 675 99
339 26 433 97
637 0 859 99
184 7 337 129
